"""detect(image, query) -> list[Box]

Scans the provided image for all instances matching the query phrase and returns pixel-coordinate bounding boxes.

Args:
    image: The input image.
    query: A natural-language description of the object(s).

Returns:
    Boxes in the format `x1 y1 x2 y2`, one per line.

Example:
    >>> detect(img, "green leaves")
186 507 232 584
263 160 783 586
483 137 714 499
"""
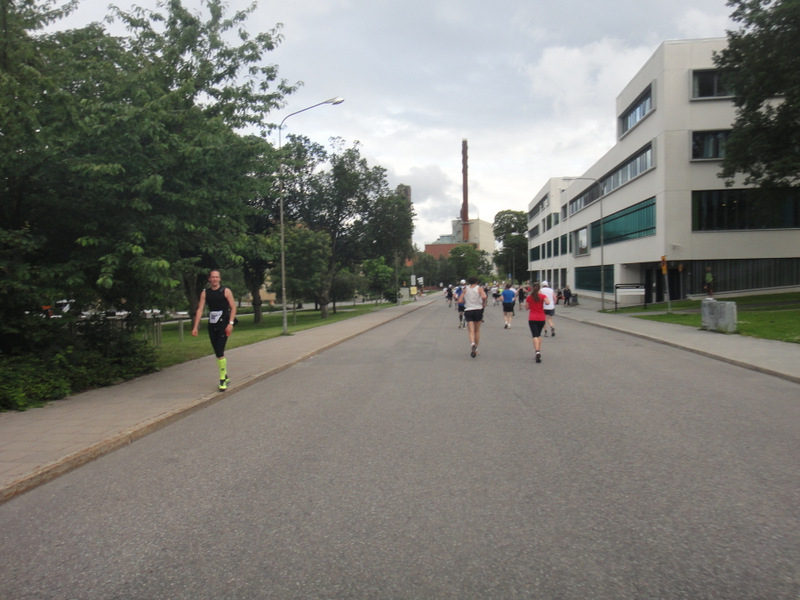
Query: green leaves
0 0 294 354
714 0 800 187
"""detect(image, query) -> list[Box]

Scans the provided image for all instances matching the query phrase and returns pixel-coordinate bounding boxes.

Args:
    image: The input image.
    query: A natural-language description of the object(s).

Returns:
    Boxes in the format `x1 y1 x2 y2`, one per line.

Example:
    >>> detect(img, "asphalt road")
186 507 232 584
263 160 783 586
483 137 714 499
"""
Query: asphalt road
1 302 798 599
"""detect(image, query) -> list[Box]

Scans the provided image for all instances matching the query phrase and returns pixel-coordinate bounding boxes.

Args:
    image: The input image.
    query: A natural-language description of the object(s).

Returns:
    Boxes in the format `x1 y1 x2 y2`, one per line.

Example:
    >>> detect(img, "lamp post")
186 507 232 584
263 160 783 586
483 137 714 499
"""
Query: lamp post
277 97 344 335
563 176 606 310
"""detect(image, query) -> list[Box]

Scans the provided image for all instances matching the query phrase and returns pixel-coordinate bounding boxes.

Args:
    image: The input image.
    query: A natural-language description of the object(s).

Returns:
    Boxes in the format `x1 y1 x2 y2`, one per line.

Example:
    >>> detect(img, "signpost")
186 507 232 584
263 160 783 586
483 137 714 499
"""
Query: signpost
661 255 671 313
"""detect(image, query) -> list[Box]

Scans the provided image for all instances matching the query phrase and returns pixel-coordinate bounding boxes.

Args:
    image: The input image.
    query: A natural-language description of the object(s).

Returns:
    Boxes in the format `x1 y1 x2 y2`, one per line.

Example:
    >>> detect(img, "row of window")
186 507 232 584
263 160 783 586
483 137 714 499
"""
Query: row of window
618 70 730 141
532 188 799 264
591 197 656 247
535 198 657 262
692 189 800 230
568 144 653 217
620 86 653 135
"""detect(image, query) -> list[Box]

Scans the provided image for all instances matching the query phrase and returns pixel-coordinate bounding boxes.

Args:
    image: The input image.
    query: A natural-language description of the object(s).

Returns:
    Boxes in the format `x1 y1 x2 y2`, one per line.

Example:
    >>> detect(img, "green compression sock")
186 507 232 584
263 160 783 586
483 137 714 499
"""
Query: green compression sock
218 357 227 380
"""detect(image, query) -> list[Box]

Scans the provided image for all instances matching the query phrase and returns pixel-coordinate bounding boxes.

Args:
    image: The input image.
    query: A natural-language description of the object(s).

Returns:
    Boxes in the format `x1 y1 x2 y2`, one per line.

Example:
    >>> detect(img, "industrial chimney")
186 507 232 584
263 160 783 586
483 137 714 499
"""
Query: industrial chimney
461 139 469 243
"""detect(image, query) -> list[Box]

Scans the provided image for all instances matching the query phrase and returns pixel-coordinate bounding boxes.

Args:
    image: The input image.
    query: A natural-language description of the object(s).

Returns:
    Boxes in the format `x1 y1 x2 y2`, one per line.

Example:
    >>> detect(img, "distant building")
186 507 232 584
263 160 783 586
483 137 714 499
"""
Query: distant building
424 218 495 260
528 38 800 306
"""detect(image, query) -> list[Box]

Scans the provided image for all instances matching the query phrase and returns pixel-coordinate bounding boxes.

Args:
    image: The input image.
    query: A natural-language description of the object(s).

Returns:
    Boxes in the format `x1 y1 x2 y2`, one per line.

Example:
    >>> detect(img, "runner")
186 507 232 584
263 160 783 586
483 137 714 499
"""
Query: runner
457 276 487 357
192 269 237 391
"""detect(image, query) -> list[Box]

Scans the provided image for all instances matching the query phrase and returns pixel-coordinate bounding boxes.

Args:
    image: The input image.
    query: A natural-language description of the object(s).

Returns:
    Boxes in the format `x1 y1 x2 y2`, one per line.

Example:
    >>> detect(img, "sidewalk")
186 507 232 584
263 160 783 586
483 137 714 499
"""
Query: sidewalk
0 300 436 504
558 296 800 385
2 296 798 504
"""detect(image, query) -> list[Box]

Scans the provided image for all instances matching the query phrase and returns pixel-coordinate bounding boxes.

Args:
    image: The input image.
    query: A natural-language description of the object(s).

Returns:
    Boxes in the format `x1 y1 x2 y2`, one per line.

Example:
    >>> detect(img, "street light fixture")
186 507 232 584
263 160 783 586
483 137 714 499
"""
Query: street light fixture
563 176 606 310
277 97 344 335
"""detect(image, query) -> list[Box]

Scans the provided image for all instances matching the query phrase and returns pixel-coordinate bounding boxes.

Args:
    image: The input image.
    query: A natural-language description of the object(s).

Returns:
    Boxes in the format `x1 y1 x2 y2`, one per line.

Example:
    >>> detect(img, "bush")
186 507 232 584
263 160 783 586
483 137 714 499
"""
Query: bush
0 319 158 411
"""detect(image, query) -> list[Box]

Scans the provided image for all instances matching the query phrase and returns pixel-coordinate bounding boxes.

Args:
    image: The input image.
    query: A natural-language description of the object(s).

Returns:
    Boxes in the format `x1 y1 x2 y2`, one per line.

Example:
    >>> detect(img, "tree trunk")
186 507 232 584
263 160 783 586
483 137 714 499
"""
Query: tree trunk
249 285 263 323
184 272 205 319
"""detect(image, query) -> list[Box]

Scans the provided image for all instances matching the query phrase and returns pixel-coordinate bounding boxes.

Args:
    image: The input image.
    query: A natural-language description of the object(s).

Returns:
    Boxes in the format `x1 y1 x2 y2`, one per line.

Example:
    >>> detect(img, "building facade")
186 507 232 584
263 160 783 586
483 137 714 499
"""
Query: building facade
424 217 495 260
528 38 800 306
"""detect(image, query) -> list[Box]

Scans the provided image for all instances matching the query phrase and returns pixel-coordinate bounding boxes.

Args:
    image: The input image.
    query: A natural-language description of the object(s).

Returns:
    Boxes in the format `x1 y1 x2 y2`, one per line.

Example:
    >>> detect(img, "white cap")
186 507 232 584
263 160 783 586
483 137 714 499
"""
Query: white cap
541 280 549 287
460 279 466 284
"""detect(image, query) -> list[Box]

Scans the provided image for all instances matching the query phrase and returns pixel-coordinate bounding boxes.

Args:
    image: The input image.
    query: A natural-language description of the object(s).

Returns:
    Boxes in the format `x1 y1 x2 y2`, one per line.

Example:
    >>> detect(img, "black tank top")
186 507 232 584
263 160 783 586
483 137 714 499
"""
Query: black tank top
206 286 230 321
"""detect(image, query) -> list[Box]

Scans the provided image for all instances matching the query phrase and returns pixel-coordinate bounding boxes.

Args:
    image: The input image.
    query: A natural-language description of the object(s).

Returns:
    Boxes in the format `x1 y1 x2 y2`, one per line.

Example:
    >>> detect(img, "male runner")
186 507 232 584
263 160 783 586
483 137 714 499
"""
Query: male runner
192 270 237 391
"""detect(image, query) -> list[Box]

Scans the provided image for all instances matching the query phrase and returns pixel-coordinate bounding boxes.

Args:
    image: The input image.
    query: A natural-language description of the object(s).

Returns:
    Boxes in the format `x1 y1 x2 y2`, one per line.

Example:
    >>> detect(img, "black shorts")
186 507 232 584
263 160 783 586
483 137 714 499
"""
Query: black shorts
503 302 516 313
528 320 545 338
544 309 555 316
464 309 484 323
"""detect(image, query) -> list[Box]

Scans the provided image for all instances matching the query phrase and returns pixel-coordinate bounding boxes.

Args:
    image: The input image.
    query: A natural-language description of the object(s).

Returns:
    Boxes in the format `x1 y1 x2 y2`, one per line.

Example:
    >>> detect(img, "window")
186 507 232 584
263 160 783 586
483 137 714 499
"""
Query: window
530 246 540 261
560 234 568 255
692 131 729 159
591 198 656 247
575 228 589 256
692 189 800 230
620 86 652 135
692 70 731 98
576 265 614 294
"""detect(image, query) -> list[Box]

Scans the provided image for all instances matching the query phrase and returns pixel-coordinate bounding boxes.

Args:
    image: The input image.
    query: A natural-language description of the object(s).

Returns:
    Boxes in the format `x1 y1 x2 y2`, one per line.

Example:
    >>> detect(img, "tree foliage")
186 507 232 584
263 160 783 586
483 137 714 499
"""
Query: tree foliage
1 0 295 353
714 0 800 187
492 210 528 282
291 139 415 317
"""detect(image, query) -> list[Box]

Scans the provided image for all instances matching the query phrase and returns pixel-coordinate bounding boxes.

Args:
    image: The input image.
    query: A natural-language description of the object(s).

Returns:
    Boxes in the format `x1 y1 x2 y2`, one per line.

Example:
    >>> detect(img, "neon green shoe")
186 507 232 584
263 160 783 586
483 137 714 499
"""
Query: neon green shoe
218 376 230 391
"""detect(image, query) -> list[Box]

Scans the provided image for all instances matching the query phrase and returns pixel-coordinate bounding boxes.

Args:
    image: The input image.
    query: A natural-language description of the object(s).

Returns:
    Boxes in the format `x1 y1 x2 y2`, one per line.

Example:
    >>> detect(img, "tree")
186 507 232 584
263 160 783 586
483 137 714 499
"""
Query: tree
362 256 394 302
493 210 528 242
448 244 482 279
294 140 414 318
1 0 297 349
713 0 800 187
492 210 528 282
269 225 331 323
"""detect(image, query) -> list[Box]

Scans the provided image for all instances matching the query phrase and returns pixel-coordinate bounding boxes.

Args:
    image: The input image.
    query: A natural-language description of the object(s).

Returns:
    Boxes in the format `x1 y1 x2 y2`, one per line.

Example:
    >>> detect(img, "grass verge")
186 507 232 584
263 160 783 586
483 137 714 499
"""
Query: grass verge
610 292 800 344
153 302 400 370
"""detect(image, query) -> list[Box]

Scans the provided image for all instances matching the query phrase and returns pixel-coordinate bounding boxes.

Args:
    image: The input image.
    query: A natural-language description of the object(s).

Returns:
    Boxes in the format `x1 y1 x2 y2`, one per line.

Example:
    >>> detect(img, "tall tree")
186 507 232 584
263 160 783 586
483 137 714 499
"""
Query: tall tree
1 0 298 340
714 0 800 187
269 225 331 323
294 140 414 318
492 210 528 282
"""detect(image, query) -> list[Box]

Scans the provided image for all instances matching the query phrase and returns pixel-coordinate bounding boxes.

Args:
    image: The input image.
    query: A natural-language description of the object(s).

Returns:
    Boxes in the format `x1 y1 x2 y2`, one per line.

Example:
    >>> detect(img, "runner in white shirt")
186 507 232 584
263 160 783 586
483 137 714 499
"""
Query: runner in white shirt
540 280 556 337
456 276 487 358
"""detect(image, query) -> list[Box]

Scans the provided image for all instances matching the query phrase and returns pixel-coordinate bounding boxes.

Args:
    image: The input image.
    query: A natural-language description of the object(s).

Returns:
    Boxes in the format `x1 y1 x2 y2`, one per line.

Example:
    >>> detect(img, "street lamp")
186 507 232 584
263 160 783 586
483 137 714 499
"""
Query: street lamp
563 176 606 310
277 97 344 335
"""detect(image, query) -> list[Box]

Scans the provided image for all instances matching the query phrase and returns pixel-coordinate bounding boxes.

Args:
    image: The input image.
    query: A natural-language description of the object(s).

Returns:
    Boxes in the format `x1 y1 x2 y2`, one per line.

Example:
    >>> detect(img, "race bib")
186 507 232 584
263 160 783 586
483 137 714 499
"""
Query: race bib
209 310 223 324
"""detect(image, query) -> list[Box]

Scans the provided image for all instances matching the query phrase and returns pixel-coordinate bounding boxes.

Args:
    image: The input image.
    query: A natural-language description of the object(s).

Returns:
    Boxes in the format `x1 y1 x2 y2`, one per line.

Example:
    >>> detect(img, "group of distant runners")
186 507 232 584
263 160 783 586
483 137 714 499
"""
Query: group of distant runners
192 268 573 391
444 279 565 364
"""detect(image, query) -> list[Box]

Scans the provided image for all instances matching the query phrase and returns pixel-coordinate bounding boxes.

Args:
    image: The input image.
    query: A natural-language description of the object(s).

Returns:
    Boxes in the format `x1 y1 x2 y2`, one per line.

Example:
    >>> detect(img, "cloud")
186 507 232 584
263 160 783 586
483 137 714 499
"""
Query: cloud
48 0 735 249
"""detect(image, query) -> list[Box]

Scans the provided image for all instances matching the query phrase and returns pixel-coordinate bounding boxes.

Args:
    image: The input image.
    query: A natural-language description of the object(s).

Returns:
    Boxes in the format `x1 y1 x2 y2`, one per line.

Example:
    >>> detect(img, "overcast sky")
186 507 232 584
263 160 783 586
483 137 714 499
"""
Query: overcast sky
58 0 734 248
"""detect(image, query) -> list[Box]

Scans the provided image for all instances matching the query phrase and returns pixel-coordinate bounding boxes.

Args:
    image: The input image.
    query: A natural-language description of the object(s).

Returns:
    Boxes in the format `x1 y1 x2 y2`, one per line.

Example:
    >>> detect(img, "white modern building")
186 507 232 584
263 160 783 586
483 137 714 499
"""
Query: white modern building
528 38 800 307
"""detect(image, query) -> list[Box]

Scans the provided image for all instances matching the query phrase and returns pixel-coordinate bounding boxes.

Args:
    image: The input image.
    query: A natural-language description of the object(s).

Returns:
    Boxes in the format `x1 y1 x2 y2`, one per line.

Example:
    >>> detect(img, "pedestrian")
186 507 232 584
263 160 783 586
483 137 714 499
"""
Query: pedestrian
526 282 547 363
192 269 237 391
563 285 572 307
501 283 517 329
704 266 714 297
455 279 467 328
518 284 527 309
540 280 556 337
457 276 487 357
491 283 500 306
445 285 454 307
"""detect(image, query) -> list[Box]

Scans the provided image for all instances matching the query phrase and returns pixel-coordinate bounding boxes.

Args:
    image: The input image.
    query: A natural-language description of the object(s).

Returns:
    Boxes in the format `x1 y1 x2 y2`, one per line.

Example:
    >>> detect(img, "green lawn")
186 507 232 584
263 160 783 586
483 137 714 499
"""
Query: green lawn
151 302 401 369
611 292 800 344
